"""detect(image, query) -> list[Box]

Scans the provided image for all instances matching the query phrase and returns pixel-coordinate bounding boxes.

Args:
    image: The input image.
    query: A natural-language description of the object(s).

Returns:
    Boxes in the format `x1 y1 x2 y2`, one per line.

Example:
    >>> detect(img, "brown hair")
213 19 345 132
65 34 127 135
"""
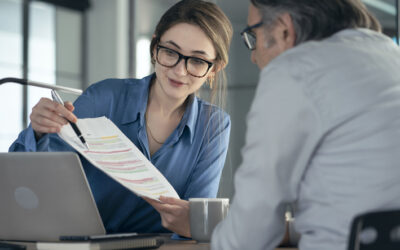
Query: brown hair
150 0 233 108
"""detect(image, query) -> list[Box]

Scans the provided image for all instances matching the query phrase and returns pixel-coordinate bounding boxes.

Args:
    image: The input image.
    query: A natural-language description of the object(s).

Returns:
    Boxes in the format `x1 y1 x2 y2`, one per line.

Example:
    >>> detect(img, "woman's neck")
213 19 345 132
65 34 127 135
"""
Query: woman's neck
147 77 187 119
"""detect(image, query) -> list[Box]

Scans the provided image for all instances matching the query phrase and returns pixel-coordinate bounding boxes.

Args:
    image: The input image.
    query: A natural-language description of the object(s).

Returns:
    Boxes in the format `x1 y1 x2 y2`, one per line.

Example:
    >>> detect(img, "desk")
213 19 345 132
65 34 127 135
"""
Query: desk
2 236 298 250
160 241 296 250
158 236 297 250
160 242 296 250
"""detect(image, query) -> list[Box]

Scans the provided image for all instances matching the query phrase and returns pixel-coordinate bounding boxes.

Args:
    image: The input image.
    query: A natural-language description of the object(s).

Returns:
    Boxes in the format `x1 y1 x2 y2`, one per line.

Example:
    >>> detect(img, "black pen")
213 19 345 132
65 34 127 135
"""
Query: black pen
51 90 90 150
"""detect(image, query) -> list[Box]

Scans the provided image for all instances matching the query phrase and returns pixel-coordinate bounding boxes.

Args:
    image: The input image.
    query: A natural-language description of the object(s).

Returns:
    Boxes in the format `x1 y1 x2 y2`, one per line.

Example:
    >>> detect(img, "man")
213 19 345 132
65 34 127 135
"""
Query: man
211 0 400 250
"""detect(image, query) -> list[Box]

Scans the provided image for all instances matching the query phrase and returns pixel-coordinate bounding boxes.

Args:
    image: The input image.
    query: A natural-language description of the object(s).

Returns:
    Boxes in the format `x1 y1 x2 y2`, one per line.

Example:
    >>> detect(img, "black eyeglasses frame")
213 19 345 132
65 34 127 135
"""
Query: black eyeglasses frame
156 45 214 78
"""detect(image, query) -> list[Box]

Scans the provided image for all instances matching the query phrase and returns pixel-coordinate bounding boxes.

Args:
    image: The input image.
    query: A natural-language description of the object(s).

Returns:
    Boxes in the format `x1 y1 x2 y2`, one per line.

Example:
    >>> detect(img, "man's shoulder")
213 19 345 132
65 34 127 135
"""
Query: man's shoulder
274 29 390 67
261 30 368 82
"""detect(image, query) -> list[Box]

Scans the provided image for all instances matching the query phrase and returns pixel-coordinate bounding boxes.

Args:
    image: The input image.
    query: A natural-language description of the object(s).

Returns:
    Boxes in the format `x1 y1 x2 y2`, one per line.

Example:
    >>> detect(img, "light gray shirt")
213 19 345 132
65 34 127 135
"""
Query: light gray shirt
211 29 400 250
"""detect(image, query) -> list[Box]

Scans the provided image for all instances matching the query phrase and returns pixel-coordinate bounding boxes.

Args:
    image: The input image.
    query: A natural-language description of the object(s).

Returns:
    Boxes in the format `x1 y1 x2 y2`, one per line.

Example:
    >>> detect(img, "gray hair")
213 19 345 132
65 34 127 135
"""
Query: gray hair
250 0 381 45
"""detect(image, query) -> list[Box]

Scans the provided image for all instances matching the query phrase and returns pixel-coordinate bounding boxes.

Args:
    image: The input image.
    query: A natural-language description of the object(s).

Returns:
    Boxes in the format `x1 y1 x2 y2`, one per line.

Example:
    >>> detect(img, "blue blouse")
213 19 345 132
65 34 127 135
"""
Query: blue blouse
9 74 231 234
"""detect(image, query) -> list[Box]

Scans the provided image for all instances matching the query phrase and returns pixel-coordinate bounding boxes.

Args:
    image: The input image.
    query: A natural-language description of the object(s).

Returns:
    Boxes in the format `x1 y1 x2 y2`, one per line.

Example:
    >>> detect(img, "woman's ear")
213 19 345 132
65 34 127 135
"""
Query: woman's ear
206 63 222 89
151 45 157 64
211 62 224 74
207 74 215 89
151 34 157 64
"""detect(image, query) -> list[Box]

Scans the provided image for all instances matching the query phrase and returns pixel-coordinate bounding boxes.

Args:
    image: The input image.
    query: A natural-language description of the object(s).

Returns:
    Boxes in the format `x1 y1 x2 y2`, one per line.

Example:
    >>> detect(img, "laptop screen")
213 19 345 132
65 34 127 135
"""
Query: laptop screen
0 152 105 241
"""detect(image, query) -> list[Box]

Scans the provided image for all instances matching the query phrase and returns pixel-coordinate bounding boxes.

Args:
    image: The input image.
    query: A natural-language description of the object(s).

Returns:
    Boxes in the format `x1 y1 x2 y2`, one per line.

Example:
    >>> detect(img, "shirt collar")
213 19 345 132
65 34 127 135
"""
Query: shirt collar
121 74 154 126
121 73 198 144
179 94 198 144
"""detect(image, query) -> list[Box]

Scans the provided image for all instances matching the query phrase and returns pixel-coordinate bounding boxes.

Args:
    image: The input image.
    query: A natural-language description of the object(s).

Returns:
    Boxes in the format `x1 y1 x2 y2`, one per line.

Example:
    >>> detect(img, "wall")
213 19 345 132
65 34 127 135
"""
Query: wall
217 19 259 198
55 8 83 102
86 0 129 85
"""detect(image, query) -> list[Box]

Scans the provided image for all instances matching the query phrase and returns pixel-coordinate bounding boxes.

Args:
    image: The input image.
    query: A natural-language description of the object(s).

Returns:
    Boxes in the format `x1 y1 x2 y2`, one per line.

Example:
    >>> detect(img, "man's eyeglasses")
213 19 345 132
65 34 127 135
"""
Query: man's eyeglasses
156 45 214 78
240 21 263 50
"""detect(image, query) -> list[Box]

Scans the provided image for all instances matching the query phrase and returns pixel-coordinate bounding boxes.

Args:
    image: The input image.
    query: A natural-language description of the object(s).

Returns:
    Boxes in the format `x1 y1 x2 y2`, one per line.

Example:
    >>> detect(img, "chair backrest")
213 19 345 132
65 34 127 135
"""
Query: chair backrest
347 209 400 250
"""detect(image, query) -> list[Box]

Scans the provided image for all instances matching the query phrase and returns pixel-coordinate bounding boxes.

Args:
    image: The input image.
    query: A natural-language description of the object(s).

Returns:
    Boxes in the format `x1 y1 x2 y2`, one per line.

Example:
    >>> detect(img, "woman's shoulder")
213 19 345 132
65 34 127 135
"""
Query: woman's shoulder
195 97 230 124
85 75 153 96
191 97 231 145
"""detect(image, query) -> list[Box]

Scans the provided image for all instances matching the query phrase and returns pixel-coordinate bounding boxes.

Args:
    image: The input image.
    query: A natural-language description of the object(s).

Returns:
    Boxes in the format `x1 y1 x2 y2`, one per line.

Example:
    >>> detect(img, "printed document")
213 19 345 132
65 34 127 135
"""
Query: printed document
58 116 179 200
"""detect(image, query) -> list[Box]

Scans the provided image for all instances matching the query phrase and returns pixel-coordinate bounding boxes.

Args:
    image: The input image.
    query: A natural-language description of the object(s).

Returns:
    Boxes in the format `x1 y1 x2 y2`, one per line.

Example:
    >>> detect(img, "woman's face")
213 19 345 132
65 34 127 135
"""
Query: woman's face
153 22 217 102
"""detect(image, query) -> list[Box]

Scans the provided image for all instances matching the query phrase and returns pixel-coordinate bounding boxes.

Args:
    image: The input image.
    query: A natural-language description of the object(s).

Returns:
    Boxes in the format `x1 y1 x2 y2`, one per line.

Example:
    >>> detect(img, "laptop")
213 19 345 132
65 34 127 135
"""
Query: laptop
0 152 106 241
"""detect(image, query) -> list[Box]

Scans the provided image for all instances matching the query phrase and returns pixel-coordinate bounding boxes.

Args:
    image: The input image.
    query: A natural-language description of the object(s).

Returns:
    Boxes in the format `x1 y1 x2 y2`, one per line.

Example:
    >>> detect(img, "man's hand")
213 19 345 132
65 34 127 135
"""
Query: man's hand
143 196 191 238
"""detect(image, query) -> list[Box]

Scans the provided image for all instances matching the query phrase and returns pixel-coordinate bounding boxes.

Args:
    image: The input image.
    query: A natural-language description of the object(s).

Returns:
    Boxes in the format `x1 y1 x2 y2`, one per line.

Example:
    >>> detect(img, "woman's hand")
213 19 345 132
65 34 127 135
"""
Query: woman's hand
30 97 77 140
144 196 191 238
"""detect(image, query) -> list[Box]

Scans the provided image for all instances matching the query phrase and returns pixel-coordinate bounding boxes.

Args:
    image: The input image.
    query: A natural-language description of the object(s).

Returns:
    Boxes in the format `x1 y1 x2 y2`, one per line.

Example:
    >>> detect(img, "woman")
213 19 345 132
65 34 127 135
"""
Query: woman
9 0 232 238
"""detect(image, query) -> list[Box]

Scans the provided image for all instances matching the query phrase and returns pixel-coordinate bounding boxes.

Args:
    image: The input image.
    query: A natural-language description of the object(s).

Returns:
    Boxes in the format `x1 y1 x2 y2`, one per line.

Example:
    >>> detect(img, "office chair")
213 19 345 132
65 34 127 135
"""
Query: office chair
347 209 400 250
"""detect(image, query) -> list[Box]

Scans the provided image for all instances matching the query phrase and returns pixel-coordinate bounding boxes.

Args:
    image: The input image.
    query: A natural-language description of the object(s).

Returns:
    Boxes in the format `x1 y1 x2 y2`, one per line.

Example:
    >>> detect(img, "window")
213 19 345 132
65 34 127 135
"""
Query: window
27 1 56 124
0 0 85 152
363 0 399 43
135 37 151 78
0 0 24 151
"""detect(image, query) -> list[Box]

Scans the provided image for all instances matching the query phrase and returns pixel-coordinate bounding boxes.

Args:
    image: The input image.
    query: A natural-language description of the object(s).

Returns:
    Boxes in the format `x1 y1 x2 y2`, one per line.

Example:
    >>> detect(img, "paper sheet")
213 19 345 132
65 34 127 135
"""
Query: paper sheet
58 116 179 200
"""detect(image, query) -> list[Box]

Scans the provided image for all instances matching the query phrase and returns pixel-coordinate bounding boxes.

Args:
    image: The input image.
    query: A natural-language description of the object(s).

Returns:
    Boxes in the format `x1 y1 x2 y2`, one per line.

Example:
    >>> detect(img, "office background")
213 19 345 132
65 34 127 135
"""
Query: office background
0 0 399 199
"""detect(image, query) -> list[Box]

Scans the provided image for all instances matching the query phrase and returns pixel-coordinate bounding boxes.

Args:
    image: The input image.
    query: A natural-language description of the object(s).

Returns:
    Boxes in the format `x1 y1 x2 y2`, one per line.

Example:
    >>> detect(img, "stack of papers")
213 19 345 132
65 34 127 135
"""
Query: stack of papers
58 116 179 200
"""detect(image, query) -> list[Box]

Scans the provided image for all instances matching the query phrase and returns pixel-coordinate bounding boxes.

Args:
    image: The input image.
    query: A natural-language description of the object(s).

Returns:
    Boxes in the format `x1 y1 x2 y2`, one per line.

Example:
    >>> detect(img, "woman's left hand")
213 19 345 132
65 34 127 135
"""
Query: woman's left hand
144 196 191 238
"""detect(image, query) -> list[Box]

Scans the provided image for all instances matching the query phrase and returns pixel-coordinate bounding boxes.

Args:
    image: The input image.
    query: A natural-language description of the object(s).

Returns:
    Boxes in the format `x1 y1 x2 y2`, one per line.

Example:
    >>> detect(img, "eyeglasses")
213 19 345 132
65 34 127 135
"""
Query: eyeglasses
240 21 263 50
156 45 214 78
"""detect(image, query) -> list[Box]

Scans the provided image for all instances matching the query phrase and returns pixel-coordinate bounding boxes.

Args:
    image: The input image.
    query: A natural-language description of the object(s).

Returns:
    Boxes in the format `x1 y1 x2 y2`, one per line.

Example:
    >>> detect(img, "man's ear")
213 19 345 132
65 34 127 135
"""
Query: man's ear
277 13 296 49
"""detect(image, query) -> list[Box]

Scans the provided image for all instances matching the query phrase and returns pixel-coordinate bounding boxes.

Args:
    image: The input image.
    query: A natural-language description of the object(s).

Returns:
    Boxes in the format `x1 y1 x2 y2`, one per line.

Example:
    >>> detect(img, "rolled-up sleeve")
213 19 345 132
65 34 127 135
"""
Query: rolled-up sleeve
9 124 44 152
9 86 98 153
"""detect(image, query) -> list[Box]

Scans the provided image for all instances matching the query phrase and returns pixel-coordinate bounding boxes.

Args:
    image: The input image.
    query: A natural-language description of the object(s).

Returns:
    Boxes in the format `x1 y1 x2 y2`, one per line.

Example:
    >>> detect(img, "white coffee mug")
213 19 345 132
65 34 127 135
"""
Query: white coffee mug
189 198 229 242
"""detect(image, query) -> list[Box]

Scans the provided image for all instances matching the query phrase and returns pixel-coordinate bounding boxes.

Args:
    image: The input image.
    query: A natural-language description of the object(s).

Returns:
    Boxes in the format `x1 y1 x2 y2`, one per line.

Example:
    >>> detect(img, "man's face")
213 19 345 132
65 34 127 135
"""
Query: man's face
247 4 293 69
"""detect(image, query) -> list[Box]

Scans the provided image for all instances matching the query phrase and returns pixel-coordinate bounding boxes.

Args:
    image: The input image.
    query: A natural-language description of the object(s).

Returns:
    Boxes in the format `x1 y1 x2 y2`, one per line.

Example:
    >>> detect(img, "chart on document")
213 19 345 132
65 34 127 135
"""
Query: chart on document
58 116 179 200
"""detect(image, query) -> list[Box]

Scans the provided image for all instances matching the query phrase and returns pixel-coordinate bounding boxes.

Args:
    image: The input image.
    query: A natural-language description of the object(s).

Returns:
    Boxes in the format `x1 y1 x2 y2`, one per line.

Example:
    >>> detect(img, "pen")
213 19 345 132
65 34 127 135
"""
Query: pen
51 90 90 150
